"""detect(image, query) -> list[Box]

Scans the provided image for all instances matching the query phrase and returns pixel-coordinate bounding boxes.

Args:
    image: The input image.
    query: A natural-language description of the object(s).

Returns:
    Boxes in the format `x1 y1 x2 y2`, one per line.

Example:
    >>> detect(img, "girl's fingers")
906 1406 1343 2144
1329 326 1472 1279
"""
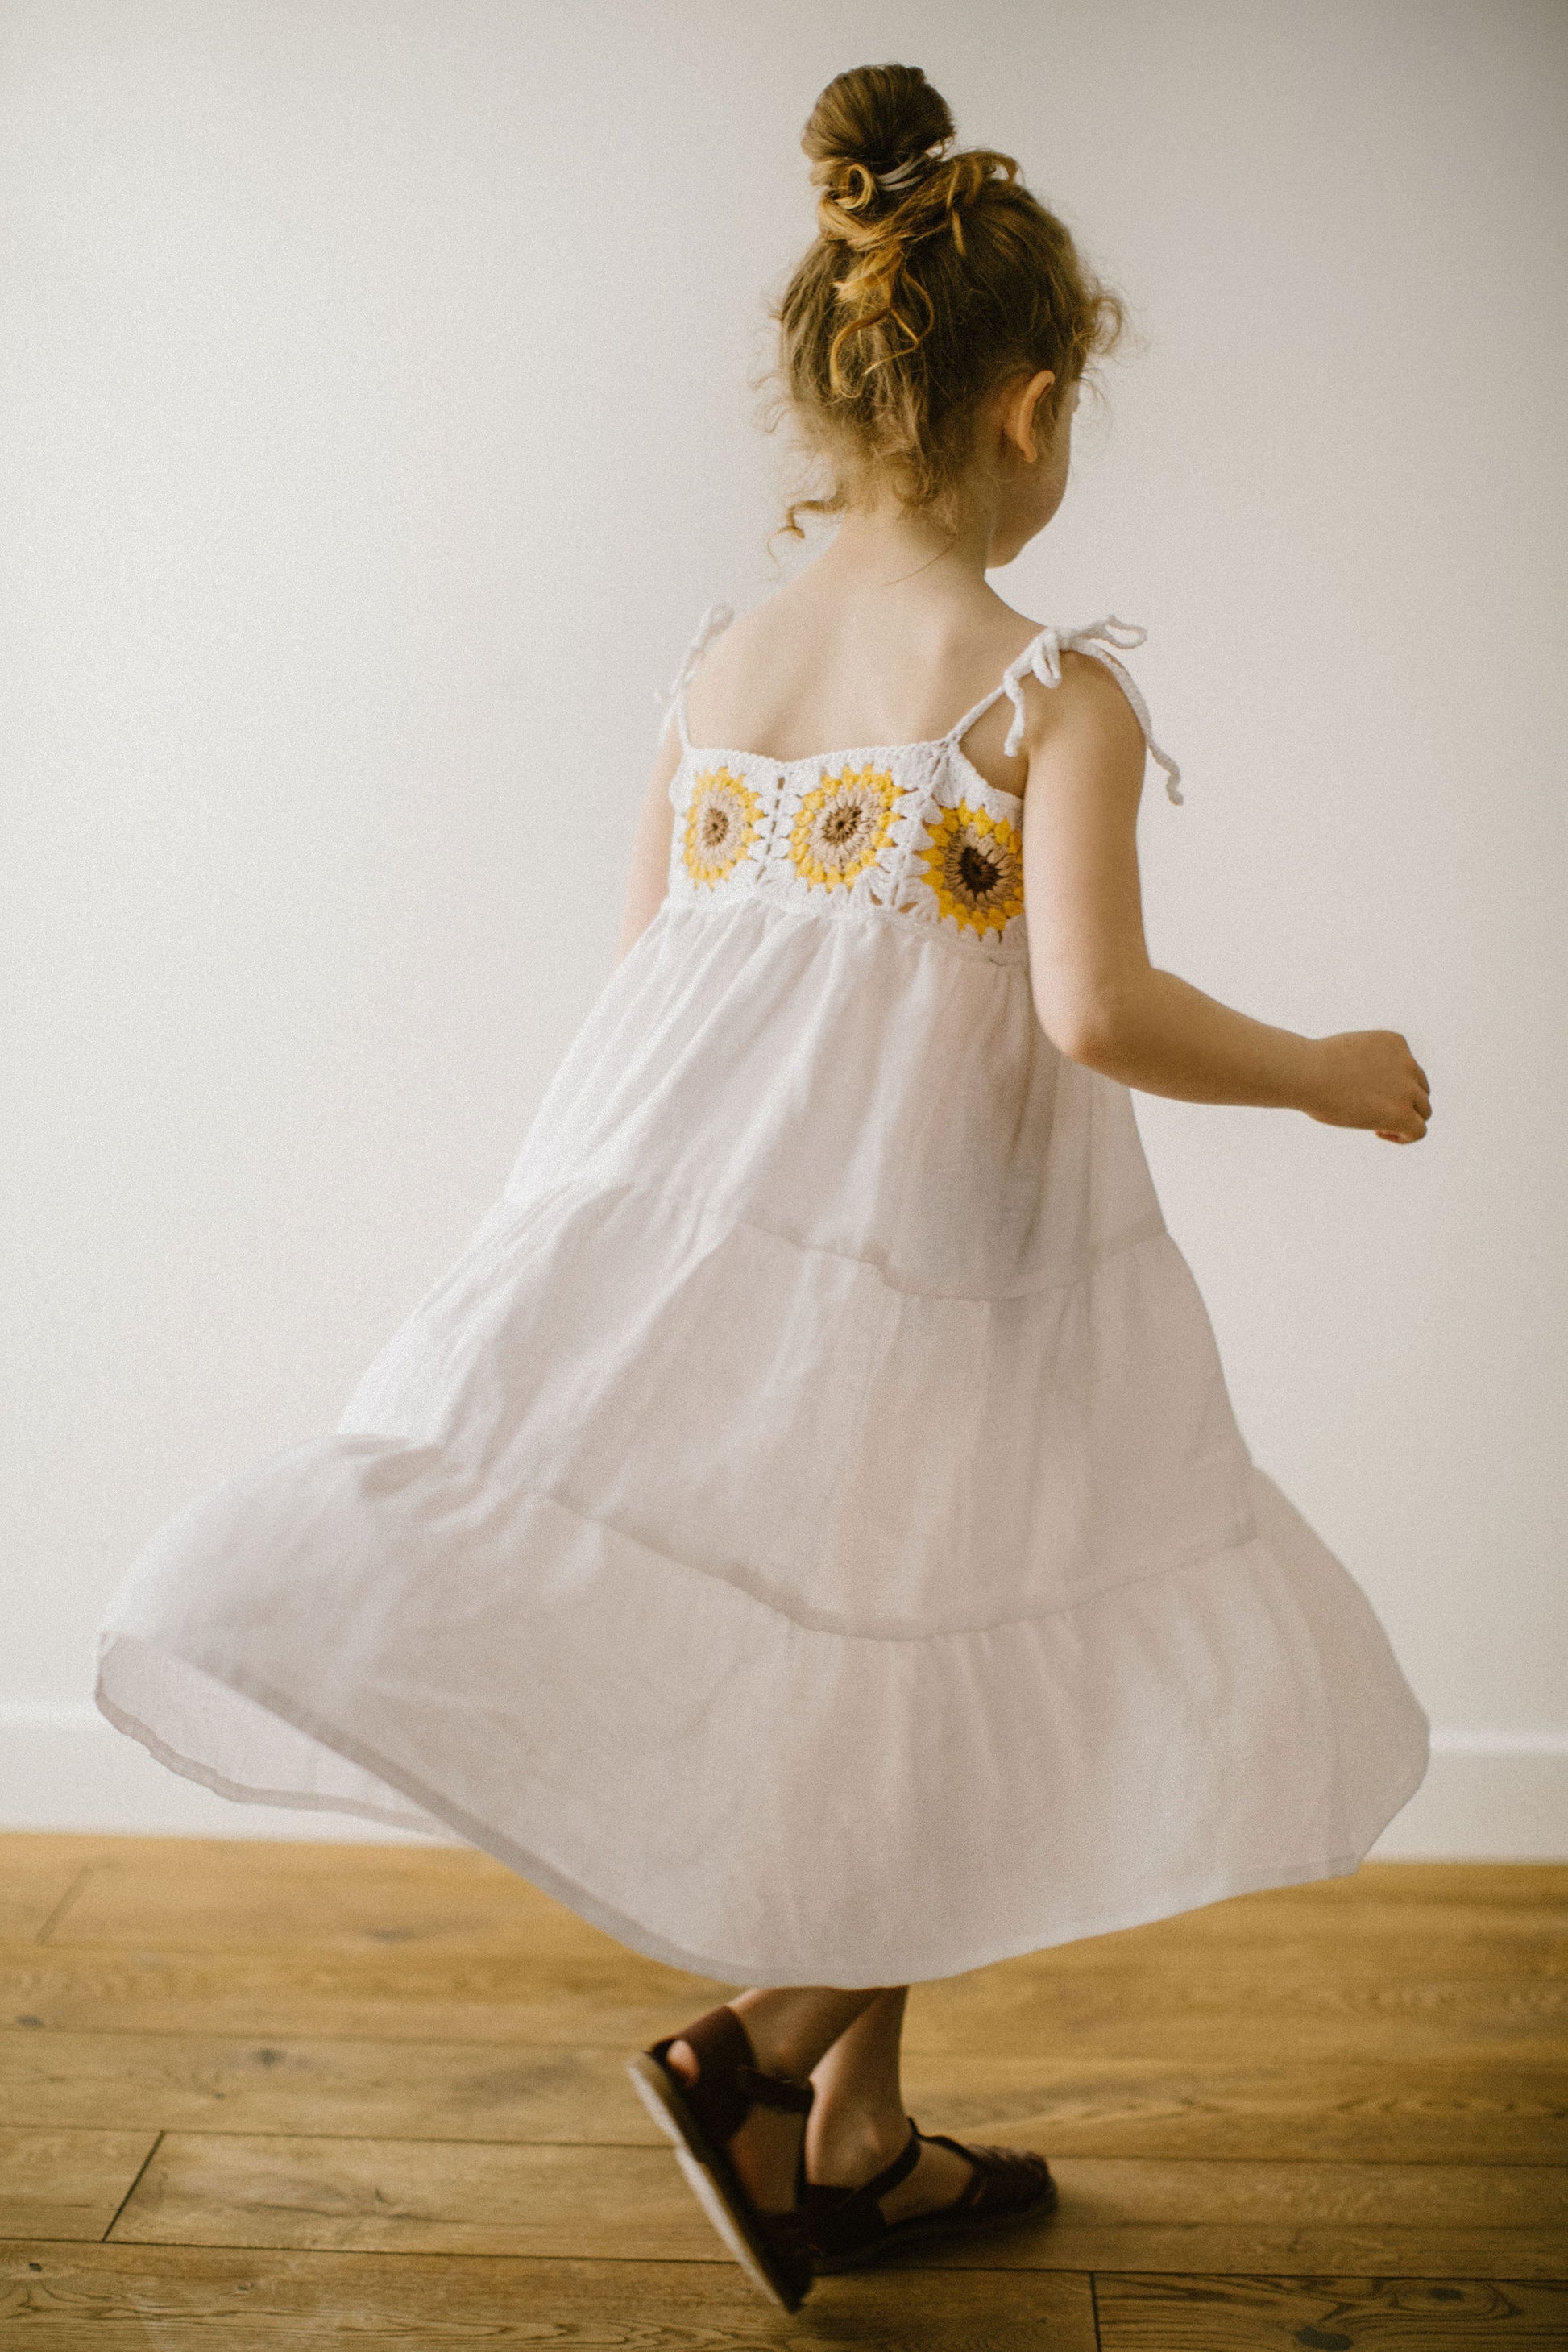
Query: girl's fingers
1382 1108 1427 1141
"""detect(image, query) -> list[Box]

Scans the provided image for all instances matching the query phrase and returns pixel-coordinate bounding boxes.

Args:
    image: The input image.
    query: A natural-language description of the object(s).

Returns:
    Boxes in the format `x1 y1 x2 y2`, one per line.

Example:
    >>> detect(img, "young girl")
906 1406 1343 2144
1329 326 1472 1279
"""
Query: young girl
97 60 1431 2315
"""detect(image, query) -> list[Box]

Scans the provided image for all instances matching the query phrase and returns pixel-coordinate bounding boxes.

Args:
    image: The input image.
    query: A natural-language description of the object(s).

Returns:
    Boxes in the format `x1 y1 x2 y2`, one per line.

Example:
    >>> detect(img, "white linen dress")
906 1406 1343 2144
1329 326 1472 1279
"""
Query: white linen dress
95 608 1429 1989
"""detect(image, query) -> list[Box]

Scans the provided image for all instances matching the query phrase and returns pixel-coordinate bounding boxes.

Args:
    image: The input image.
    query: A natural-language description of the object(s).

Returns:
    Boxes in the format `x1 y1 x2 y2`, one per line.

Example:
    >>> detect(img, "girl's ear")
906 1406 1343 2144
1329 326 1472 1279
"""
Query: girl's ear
1002 369 1056 463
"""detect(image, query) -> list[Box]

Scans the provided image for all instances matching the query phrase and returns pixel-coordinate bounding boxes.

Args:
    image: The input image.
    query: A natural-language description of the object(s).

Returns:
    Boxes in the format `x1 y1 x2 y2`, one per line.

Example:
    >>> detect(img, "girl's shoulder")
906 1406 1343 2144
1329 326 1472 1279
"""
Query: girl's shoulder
672 588 1181 804
680 585 1060 774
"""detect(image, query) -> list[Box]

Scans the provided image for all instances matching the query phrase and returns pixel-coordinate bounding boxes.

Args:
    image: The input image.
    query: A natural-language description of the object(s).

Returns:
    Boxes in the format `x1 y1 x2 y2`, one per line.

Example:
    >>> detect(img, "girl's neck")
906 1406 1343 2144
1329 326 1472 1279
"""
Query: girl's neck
811 492 997 599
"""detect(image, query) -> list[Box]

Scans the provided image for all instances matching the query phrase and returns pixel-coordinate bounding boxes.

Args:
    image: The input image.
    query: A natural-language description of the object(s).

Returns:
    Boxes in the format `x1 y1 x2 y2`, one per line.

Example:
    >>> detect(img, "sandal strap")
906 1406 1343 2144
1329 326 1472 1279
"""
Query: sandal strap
804 2118 1056 2265
914 2127 988 2213
649 2004 813 2149
916 2126 1053 2217
735 2060 814 2114
852 2118 923 2203
800 2118 921 2252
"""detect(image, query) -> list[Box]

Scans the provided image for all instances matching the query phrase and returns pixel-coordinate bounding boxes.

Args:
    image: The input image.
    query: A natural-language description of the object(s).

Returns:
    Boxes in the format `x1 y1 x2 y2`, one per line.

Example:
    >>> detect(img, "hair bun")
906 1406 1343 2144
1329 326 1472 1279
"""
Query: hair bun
776 63 1123 547
801 63 953 188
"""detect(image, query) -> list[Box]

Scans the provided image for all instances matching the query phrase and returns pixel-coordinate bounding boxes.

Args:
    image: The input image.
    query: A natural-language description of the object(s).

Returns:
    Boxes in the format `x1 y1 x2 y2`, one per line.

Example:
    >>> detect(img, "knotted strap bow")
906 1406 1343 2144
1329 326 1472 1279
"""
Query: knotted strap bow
1002 616 1184 803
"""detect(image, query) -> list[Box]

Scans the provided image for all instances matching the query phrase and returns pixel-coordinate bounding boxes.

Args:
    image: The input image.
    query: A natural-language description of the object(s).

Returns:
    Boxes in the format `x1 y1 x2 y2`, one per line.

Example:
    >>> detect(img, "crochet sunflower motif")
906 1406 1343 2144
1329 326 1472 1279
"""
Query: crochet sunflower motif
917 803 1025 937
683 768 764 889
788 766 901 891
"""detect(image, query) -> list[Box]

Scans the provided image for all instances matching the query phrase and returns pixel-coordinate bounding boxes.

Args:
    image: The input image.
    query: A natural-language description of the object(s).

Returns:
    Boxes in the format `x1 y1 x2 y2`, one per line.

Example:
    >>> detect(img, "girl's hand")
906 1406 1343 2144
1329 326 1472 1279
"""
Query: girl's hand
1305 1031 1431 1143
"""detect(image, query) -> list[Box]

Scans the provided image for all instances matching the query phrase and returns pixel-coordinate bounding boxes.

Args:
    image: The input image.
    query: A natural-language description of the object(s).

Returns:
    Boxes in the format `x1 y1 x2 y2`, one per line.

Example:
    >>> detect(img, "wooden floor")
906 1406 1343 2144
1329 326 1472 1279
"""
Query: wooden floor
0 1838 1563 2346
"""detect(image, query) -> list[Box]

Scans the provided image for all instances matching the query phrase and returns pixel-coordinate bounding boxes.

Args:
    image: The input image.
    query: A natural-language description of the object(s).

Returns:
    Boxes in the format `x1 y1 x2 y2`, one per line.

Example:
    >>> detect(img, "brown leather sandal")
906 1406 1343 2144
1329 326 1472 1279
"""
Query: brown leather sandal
626 2004 816 2312
802 2116 1057 2271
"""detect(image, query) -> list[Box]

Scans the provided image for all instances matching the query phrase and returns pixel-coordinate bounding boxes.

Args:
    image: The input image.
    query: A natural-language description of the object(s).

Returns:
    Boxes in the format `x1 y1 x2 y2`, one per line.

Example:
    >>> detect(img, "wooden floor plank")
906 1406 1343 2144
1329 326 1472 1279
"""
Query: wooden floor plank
1095 2273 1568 2347
7 1941 1562 2067
1110 1908 1568 1975
106 2133 1568 2279
0 2129 159 2243
1255 1864 1568 1910
44 1841 579 1956
0 1840 105 1948
902 2056 1568 2165
0 1941 716 2049
5 2028 1565 2164
0 2028 662 2145
904 1959 1568 2066
0 2240 1098 2347
1067 2155 1568 2230
32 1838 1568 1975
109 2133 716 2259
42 1910 1568 1985
1062 2225 1568 2276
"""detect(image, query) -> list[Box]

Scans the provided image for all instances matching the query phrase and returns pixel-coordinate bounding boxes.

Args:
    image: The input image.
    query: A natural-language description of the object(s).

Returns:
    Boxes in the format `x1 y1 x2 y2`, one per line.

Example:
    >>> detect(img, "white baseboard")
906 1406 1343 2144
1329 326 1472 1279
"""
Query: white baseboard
1364 1735 1568 1861
2 1703 1565 1858
0 1703 440 1843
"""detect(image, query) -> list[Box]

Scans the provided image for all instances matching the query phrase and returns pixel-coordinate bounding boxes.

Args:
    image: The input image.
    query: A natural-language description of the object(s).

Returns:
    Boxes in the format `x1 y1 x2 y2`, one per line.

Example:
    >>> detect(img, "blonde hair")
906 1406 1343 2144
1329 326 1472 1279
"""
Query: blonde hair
772 63 1124 537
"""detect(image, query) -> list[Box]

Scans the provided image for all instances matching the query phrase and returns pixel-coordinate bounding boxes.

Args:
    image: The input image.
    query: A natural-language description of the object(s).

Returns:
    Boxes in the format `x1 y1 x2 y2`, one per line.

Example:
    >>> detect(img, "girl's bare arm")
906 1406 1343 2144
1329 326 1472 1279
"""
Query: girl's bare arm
614 726 682 964
1020 657 1430 1143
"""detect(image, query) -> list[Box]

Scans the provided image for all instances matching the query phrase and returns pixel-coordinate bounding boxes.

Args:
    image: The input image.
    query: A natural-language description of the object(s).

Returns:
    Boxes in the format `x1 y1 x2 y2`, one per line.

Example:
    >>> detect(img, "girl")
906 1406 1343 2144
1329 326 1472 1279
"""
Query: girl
97 61 1431 2316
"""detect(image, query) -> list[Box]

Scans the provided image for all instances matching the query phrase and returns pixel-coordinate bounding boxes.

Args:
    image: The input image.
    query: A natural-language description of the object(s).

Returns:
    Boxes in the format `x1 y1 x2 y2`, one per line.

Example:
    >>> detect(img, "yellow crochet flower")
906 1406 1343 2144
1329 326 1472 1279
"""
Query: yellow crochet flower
917 802 1025 936
788 766 900 890
683 768 764 888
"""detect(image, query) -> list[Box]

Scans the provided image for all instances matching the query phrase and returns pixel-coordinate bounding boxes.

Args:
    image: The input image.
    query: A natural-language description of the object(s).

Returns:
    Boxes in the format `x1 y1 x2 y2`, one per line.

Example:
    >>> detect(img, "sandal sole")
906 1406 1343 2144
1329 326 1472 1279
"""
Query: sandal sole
625 2051 808 2313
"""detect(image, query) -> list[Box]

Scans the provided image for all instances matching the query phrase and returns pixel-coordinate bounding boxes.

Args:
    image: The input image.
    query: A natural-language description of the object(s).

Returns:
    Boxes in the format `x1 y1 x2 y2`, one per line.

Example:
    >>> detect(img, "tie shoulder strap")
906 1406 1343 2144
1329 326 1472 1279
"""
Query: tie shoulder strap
1001 616 1184 803
657 602 735 750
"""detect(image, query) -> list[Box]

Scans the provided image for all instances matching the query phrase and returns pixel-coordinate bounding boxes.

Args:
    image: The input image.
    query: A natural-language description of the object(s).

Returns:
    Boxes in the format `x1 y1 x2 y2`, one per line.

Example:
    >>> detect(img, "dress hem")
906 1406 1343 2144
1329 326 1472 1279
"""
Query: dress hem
94 1638 1430 1992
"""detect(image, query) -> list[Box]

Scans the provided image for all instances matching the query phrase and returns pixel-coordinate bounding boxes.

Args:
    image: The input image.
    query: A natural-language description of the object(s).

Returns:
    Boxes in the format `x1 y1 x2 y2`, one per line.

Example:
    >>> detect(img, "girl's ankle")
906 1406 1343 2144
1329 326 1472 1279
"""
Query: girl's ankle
805 2108 911 2188
727 2011 815 2085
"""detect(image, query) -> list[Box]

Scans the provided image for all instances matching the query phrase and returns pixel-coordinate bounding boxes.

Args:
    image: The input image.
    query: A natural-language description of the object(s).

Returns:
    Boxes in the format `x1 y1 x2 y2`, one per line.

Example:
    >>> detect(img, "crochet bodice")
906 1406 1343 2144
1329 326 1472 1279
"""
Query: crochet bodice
661 604 1182 971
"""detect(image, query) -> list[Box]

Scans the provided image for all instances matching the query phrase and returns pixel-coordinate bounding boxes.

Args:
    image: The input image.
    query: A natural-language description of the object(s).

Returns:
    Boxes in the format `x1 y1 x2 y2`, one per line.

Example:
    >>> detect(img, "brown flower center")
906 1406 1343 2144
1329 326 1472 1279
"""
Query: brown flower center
958 843 1001 896
821 804 865 847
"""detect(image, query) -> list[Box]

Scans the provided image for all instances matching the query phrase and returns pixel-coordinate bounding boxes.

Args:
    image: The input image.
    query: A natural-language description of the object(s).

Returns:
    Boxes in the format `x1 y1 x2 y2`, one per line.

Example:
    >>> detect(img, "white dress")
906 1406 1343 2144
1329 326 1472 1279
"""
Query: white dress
96 608 1429 1989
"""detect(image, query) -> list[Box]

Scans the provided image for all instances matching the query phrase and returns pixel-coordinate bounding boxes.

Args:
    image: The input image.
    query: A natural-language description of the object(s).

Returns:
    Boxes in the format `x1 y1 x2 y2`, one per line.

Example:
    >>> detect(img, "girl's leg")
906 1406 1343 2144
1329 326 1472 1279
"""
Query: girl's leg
803 1987 974 2219
662 1985 882 2210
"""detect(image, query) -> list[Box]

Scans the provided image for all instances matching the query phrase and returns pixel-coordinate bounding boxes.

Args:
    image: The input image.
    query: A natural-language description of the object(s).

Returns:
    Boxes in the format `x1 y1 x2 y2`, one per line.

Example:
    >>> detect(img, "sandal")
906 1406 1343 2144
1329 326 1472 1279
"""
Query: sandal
802 2116 1057 2272
626 2003 816 2312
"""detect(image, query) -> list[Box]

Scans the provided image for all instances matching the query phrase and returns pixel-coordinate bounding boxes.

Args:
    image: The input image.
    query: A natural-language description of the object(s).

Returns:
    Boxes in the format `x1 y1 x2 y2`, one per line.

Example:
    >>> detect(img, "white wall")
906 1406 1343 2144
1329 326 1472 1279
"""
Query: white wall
3 0 1564 1854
